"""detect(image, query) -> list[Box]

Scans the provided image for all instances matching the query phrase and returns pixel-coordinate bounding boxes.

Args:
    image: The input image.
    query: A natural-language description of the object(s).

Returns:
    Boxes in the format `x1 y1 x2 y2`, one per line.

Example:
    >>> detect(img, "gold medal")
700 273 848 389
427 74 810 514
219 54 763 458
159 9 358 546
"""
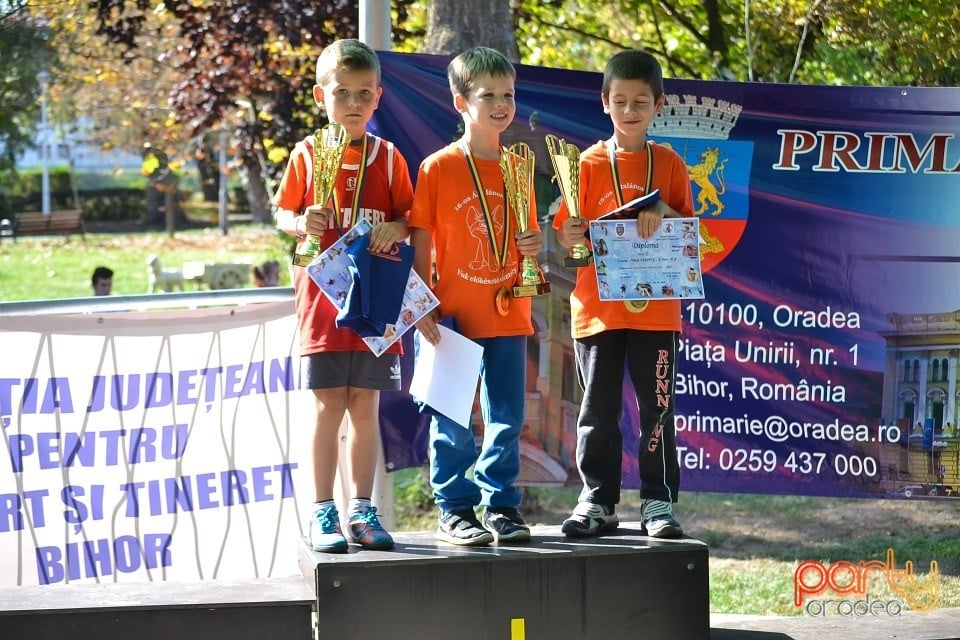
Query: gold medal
611 138 654 317
495 286 512 316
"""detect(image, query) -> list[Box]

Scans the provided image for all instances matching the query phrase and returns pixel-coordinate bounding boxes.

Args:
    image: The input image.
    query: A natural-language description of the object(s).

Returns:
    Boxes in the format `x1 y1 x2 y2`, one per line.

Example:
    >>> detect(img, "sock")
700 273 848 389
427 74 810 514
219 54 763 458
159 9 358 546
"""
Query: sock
314 499 336 510
348 497 372 517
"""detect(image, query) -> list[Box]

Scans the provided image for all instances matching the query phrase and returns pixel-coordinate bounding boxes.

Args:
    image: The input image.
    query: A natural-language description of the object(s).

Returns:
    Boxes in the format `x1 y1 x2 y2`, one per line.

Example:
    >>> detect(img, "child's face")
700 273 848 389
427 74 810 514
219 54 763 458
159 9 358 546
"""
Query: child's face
313 67 382 139
602 78 663 143
93 277 112 296
454 73 516 137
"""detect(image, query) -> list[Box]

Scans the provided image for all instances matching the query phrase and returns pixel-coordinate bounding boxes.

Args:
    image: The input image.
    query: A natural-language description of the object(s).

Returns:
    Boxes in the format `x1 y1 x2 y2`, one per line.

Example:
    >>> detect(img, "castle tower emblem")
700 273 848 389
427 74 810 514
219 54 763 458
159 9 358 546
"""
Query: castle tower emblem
649 93 752 274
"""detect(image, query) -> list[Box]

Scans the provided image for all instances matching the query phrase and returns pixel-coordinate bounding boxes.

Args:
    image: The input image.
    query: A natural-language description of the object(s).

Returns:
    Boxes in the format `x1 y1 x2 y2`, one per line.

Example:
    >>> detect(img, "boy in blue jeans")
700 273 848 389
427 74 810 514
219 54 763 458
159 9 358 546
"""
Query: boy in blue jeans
410 47 544 546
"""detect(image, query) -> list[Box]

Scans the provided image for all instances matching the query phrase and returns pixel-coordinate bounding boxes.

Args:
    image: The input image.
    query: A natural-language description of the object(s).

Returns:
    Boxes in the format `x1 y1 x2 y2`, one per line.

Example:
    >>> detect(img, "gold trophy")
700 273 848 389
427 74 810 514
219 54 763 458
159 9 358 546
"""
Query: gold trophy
545 134 593 267
500 142 551 298
292 122 351 267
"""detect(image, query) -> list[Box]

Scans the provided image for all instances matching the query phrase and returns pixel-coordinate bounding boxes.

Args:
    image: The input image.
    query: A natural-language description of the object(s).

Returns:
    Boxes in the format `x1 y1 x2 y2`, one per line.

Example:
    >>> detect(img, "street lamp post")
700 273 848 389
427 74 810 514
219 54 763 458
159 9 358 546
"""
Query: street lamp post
38 71 50 215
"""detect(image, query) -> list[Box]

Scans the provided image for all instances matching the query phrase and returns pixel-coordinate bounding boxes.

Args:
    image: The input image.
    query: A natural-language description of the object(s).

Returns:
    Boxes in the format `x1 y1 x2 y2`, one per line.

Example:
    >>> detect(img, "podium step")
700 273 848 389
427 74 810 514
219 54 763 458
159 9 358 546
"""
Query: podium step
0 577 315 640
300 521 709 640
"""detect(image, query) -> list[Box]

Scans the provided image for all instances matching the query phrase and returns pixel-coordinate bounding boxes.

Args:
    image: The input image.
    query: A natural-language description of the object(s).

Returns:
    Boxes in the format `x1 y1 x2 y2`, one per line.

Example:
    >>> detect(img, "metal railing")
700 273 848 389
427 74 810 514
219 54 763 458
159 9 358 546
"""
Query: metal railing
0 287 295 316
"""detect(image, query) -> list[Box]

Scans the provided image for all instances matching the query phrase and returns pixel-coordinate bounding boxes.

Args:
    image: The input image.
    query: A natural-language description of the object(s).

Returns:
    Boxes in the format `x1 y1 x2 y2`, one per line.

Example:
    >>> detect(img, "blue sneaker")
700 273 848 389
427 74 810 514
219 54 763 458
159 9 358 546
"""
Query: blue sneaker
347 506 395 550
309 504 348 553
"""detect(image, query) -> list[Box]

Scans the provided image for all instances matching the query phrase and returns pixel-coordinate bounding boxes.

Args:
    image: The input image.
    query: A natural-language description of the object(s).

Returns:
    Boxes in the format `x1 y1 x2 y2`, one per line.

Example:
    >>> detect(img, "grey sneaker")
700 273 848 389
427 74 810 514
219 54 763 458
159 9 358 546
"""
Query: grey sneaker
437 509 494 546
641 499 683 539
561 501 619 537
481 507 531 543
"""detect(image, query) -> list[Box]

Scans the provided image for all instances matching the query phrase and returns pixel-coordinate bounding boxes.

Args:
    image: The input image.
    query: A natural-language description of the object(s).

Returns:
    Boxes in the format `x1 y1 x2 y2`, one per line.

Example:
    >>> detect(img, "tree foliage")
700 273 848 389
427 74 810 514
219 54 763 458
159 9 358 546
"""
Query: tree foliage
0 6 54 173
7 0 955 217
397 0 958 86
80 1 365 220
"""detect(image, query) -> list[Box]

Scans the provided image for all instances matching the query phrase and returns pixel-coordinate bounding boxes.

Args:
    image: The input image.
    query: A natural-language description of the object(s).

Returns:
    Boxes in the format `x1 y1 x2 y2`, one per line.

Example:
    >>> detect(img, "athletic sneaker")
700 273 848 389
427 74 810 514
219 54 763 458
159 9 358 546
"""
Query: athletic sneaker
347 506 395 551
309 503 348 553
641 499 684 539
481 507 531 543
436 509 494 546
561 501 619 537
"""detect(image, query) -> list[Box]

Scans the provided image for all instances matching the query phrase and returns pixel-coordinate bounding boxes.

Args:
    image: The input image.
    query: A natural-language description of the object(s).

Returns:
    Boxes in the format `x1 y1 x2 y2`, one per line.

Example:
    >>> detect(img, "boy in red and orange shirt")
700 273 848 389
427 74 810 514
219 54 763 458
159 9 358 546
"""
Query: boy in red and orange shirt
274 39 413 553
410 47 543 546
554 50 694 539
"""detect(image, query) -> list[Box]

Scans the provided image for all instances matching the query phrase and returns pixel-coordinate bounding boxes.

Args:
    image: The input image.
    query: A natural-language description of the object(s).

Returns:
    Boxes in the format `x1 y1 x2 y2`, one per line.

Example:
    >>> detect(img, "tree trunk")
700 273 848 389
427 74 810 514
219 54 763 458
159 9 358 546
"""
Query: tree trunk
422 0 520 60
196 135 221 202
241 151 272 224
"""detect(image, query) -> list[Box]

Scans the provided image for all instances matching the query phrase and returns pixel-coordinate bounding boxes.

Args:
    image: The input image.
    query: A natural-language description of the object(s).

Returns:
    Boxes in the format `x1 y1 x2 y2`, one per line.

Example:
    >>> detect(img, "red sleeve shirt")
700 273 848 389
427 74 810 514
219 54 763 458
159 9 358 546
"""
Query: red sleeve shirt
274 134 414 355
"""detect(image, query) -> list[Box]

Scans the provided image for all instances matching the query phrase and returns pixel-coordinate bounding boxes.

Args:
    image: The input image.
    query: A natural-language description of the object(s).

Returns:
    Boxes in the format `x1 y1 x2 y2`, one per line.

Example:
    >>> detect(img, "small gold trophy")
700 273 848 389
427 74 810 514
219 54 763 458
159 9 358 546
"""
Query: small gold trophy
545 134 592 267
500 142 551 298
292 123 351 268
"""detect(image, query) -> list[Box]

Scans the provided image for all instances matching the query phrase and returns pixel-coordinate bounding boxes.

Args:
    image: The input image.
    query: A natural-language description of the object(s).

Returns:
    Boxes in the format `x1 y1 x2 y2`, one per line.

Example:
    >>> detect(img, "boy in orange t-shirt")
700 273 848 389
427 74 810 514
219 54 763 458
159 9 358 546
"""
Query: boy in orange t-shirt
553 50 694 539
410 47 543 546
274 39 414 553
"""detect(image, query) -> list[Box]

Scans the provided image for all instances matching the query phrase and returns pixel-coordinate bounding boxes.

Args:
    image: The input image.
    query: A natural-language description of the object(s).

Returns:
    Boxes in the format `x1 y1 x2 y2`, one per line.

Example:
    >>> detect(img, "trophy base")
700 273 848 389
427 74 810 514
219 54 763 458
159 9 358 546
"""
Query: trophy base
513 282 551 298
291 252 315 268
564 254 594 268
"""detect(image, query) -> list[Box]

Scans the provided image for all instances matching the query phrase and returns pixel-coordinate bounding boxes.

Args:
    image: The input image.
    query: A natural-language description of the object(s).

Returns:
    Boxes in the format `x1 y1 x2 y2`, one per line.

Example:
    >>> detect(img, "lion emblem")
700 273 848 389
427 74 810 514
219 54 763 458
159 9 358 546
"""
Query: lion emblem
687 147 727 217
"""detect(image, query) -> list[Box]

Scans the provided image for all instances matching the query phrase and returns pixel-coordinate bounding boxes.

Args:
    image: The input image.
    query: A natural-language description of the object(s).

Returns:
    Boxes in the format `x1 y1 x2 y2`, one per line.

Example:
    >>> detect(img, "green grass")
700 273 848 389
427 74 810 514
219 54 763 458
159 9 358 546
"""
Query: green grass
0 224 289 300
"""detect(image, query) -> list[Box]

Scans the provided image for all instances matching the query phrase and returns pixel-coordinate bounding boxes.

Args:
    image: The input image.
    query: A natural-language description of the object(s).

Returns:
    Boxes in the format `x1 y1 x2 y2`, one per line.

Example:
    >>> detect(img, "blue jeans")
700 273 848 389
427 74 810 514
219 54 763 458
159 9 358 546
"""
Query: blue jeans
428 335 525 512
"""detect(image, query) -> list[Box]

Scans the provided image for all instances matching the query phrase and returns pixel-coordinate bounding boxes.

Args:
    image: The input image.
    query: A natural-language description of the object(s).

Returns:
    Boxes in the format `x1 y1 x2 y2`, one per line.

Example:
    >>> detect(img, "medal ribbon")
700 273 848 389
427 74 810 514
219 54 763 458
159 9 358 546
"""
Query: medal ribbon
606 137 654 205
330 133 369 235
461 141 510 270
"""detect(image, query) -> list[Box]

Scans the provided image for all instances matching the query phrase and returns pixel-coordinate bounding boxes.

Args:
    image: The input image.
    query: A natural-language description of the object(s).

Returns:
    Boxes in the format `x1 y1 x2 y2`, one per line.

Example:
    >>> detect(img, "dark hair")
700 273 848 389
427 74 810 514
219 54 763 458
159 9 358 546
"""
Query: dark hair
447 47 515 98
602 50 664 100
250 260 280 287
91 266 113 285
316 39 381 85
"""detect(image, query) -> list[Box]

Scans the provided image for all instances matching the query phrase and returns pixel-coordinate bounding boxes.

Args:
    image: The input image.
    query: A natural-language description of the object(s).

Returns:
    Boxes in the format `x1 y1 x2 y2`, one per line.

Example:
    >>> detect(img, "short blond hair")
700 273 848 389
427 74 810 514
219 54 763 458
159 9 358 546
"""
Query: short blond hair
447 47 515 98
316 39 381 85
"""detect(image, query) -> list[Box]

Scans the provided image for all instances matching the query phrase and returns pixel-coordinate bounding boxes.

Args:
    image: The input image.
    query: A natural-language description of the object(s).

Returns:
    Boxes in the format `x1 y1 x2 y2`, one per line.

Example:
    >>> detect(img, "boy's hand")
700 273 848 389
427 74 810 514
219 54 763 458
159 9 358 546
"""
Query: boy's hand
415 311 441 346
302 205 331 236
636 200 676 239
369 220 409 254
515 229 543 257
557 217 588 249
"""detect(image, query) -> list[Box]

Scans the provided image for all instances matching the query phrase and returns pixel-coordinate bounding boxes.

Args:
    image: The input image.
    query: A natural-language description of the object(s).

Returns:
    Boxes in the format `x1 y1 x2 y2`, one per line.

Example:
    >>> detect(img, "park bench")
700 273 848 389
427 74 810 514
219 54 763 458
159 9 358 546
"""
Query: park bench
0 209 86 243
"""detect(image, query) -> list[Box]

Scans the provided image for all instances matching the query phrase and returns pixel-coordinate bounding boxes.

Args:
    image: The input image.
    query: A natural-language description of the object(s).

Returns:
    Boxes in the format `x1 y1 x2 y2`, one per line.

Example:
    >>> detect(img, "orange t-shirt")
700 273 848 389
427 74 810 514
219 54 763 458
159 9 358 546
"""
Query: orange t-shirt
273 134 414 355
552 140 694 339
409 142 539 340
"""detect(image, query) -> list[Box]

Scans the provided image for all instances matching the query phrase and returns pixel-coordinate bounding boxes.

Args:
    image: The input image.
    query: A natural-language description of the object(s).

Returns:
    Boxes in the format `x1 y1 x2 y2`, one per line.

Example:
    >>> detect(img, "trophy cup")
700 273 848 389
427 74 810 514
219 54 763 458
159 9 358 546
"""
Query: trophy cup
545 134 592 267
500 142 551 298
292 123 351 268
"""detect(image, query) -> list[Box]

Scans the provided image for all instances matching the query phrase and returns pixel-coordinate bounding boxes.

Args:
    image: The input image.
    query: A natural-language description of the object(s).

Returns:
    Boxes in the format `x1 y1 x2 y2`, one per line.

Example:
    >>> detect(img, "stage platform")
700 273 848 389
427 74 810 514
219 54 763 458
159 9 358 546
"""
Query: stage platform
0 576 315 640
4 521 958 640
299 521 710 640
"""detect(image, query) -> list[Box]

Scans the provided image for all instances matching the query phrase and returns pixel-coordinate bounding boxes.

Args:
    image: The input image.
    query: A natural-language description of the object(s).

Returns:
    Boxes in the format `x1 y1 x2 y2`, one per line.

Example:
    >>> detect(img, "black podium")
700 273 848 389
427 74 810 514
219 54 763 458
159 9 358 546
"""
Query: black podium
300 522 709 640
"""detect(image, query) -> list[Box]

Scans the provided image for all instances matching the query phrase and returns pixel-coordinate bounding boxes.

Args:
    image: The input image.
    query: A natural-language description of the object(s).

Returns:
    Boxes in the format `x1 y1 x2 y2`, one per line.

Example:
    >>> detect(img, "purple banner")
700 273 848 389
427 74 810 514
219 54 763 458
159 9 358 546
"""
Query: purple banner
374 51 960 500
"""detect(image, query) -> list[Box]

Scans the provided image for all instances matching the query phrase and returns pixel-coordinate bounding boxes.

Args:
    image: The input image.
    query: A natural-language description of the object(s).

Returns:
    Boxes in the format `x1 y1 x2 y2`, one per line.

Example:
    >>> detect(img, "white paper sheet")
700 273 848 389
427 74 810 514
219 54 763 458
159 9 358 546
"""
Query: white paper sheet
409 324 483 429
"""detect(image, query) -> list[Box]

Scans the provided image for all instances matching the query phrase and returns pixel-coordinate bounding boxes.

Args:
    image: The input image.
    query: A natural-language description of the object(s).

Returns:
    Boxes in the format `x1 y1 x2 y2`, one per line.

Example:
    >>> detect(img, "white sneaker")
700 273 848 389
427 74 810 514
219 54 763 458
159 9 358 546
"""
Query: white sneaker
561 501 619 537
641 499 683 539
